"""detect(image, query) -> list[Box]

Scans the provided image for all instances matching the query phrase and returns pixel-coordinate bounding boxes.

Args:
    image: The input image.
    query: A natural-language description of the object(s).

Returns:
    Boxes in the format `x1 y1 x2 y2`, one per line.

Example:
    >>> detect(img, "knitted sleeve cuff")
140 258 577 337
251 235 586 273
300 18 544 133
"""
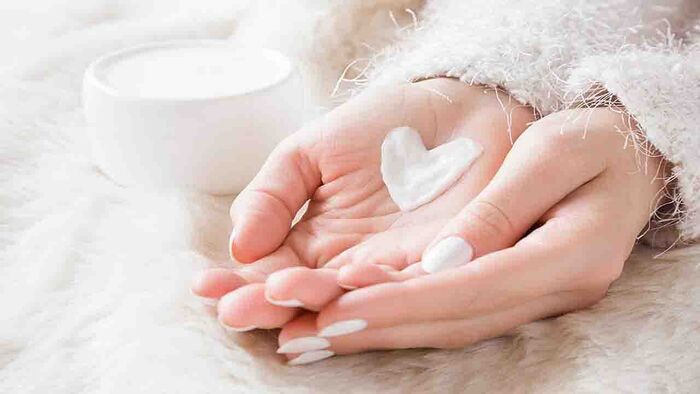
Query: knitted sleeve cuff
566 46 700 242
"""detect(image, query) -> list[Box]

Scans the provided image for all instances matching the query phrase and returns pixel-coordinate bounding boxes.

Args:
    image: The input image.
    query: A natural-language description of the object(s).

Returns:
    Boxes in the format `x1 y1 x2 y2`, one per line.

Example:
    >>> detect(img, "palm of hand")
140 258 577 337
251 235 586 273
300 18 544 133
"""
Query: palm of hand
284 81 515 270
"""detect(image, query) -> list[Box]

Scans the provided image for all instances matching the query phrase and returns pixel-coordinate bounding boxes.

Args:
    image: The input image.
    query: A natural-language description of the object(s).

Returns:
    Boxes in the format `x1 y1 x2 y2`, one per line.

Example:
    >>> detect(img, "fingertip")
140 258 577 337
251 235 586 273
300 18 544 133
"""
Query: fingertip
217 283 298 329
266 267 311 302
229 198 292 263
230 223 273 263
337 264 394 288
267 267 344 311
191 268 247 299
267 266 310 288
191 270 209 295
228 136 320 264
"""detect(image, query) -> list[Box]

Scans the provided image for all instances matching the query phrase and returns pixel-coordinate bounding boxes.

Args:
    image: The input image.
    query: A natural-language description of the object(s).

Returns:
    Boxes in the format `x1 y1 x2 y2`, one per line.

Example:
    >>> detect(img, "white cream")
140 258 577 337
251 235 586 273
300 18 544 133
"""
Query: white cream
380 127 483 211
99 45 290 99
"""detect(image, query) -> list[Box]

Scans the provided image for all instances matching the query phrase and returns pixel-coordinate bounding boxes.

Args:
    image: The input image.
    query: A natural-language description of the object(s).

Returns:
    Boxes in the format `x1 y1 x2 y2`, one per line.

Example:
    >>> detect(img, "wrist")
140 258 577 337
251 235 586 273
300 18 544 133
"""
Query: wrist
408 78 534 150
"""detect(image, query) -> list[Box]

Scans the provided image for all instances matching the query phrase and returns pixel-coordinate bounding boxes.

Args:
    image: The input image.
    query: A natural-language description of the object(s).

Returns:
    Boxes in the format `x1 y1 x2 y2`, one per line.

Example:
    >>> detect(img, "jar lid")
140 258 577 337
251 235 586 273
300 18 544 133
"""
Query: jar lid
84 40 293 101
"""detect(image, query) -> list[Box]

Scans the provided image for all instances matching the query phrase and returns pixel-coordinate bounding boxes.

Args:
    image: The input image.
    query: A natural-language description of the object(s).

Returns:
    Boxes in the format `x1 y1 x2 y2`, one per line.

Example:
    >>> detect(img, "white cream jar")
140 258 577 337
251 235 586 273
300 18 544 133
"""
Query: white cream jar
83 40 303 194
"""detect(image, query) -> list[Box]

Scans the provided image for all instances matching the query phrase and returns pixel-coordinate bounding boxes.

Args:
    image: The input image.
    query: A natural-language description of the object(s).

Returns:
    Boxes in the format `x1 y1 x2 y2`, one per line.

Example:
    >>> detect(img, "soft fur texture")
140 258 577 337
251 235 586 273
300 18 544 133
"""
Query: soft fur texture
1 1 699 393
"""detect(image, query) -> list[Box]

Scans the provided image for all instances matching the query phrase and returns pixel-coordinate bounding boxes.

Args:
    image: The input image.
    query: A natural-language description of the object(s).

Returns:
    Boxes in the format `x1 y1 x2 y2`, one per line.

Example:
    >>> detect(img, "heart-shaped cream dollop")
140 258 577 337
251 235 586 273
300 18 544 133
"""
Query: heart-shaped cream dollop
380 127 482 211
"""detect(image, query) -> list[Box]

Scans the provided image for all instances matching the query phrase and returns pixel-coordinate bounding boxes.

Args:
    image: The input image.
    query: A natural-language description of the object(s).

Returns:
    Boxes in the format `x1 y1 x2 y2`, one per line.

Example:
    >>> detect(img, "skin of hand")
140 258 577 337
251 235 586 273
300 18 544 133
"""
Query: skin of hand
190 78 534 331
277 107 666 363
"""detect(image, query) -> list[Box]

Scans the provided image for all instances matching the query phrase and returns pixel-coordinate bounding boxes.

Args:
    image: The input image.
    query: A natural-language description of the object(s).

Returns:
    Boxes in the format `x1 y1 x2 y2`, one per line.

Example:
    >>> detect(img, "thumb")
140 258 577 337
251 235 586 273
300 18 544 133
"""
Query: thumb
421 200 520 273
420 129 606 273
230 132 321 263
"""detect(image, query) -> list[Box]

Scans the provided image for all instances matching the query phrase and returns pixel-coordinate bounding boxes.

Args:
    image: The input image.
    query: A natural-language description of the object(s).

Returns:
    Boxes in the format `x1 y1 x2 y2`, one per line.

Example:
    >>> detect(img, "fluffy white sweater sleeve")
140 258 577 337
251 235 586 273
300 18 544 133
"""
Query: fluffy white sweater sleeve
568 41 700 242
370 0 700 242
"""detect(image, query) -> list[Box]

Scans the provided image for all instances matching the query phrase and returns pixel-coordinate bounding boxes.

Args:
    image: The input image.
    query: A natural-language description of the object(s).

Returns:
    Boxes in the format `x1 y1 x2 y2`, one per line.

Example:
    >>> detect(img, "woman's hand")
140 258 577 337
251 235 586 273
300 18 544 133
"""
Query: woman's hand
191 78 533 330
278 108 665 363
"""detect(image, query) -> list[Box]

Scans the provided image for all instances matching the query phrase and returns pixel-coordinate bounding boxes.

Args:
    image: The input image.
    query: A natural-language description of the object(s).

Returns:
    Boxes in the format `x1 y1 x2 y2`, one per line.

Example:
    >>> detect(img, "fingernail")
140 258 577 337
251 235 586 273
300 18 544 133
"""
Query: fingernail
264 289 304 307
287 350 335 365
268 297 304 308
318 319 367 337
338 283 357 290
277 336 330 354
218 317 256 332
228 228 236 261
421 236 473 273
222 324 256 333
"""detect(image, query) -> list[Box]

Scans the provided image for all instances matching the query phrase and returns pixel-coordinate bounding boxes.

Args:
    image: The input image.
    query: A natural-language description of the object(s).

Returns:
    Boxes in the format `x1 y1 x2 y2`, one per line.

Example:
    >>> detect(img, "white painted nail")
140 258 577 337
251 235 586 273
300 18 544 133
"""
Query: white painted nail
268 297 304 307
318 319 367 337
219 317 256 332
421 236 473 273
287 350 334 365
228 228 236 261
277 336 330 354
264 288 304 307
222 324 256 333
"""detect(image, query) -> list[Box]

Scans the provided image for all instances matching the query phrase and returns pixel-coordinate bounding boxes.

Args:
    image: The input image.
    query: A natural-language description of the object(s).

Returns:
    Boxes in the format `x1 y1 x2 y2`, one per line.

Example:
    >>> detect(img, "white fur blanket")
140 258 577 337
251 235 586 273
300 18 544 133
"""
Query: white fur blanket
1 1 699 393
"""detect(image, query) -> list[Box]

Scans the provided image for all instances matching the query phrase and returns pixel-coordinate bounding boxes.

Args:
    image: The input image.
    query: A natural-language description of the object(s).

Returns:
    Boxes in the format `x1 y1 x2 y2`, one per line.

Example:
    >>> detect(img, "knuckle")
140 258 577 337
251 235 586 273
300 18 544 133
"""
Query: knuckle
523 110 598 154
462 200 515 240
530 122 579 150
572 258 624 295
584 285 610 306
604 258 625 283
565 229 630 295
525 108 635 154
598 245 629 284
275 133 315 169
572 287 609 310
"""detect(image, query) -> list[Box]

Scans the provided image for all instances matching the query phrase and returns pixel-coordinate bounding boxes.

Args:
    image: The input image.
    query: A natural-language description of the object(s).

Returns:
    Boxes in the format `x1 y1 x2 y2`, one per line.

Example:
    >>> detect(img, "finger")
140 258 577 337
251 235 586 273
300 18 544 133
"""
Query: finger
320 153 642 339
316 205 599 333
323 222 440 270
192 245 301 300
191 268 247 300
281 292 583 363
319 170 634 333
337 263 416 289
277 313 336 365
265 267 345 311
217 283 298 331
419 114 616 273
230 133 321 263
